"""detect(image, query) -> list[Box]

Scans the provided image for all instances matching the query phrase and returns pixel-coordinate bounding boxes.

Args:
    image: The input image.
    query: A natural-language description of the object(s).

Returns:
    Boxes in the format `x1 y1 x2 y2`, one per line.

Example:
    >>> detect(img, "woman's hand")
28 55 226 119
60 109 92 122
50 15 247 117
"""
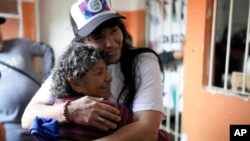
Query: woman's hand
67 96 121 131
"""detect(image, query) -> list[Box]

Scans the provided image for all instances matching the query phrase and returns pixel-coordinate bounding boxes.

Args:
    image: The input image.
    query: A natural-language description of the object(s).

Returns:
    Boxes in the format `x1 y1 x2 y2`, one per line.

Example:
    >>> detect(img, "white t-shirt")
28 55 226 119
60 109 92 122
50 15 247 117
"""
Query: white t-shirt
32 53 165 114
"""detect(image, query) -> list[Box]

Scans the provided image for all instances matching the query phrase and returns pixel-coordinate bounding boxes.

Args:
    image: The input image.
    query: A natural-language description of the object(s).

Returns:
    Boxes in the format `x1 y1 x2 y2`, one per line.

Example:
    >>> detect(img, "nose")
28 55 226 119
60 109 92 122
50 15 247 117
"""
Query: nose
105 70 112 82
105 33 115 48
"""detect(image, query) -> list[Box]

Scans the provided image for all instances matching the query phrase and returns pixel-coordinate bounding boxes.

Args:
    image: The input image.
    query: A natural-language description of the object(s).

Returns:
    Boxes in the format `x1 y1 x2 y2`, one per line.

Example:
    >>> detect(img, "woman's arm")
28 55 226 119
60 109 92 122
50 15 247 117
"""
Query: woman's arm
22 96 121 130
94 111 162 141
158 50 183 64
21 77 121 131
21 99 65 129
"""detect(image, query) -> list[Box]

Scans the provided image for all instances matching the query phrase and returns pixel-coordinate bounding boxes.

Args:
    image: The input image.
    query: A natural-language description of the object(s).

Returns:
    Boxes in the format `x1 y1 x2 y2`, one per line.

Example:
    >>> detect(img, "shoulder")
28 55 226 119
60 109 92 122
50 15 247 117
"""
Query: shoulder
136 52 159 66
135 53 160 76
138 52 157 59
6 38 31 44
17 38 32 42
3 38 26 48
4 38 18 43
129 47 158 60
121 47 160 69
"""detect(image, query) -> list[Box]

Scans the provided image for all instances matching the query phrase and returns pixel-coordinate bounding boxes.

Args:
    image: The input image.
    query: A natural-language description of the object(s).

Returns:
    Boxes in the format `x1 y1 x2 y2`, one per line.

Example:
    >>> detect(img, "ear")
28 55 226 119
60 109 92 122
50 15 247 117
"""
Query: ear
68 77 82 93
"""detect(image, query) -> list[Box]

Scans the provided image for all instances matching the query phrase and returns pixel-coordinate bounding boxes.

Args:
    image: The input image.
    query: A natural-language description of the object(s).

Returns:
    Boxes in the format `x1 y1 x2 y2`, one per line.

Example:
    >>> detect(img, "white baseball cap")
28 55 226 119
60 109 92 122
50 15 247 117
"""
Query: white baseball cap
70 0 125 37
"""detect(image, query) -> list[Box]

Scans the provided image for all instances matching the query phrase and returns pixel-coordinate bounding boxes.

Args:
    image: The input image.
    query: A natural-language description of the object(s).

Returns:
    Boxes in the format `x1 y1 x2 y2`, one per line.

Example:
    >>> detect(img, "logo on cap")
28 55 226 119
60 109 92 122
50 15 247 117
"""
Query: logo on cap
87 0 102 12
79 0 111 20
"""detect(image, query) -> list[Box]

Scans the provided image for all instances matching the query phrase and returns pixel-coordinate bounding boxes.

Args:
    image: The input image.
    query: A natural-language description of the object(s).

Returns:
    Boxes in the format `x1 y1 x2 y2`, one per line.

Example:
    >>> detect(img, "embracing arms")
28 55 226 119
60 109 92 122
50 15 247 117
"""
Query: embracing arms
94 110 162 141
22 52 165 141
22 96 121 131
21 77 121 131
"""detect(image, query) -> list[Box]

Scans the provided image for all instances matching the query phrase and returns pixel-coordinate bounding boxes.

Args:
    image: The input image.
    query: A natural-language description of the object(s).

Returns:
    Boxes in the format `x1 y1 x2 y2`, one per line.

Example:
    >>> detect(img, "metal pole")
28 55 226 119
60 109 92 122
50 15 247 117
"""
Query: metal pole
241 1 250 93
224 0 234 90
208 0 217 87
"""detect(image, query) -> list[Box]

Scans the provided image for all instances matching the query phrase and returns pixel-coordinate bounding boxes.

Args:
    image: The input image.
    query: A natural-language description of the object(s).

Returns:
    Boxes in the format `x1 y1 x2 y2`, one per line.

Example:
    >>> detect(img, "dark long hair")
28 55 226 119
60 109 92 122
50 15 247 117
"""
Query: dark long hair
116 19 164 108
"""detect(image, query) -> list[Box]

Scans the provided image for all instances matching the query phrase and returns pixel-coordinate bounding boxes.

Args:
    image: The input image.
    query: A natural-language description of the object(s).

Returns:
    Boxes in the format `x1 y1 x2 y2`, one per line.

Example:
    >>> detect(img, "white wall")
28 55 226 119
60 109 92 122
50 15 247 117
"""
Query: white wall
111 0 146 11
38 0 76 58
38 0 145 58
22 0 34 2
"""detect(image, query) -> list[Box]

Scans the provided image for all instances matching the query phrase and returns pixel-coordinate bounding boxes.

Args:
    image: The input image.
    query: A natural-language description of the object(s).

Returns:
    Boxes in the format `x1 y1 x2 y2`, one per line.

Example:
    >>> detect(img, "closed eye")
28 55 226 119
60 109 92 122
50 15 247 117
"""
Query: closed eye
95 70 104 76
111 27 118 34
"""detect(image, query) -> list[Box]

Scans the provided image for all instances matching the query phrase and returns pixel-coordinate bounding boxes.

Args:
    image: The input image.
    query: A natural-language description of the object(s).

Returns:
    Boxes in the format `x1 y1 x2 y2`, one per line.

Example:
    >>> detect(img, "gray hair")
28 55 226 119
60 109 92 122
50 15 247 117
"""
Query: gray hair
50 42 106 98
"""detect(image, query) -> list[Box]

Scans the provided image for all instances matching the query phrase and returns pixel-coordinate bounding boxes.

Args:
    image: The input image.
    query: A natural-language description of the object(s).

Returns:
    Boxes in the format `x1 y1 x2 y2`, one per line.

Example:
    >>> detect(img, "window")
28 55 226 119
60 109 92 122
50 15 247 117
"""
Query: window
208 0 250 96
0 0 18 14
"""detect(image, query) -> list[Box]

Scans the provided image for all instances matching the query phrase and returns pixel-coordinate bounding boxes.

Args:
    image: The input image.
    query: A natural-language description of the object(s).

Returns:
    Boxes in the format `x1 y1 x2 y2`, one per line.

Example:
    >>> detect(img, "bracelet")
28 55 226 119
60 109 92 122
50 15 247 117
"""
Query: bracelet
62 100 70 123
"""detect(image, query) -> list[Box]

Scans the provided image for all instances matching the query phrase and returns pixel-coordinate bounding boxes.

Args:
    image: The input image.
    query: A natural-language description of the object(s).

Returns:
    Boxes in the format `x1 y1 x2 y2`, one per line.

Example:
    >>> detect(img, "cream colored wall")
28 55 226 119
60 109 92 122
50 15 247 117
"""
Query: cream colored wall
112 0 147 47
111 0 146 11
38 0 76 58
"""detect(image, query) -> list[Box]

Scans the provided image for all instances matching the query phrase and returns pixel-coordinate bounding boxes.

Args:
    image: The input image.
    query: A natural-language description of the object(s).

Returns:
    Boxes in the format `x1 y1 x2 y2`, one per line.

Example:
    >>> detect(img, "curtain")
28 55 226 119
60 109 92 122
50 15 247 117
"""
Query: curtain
146 0 187 112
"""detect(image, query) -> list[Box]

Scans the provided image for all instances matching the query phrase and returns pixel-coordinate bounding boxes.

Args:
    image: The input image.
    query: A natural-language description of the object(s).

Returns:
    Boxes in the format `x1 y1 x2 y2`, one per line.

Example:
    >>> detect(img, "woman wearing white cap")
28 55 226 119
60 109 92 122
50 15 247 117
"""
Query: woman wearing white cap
22 0 168 140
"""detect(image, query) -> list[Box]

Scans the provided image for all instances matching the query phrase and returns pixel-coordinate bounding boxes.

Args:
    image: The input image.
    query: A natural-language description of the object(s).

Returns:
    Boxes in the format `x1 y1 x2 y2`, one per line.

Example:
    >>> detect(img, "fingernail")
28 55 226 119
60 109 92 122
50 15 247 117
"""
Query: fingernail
116 110 120 114
111 124 117 129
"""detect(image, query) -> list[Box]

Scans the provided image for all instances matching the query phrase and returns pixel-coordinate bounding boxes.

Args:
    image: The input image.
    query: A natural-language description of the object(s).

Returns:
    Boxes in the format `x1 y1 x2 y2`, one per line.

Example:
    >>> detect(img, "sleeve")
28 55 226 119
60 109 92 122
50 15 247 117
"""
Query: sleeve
31 75 56 105
132 53 165 115
158 51 175 64
24 38 55 79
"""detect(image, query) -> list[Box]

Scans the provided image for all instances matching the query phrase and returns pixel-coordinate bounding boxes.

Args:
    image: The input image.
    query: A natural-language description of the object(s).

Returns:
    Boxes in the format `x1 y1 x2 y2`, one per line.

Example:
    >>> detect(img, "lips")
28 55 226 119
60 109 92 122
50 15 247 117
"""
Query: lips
107 49 116 56
101 83 110 90
100 84 110 99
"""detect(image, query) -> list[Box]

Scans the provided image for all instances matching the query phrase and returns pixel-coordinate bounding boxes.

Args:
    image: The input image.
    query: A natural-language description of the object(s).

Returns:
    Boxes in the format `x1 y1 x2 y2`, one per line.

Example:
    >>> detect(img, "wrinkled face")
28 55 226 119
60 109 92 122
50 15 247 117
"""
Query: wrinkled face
78 59 112 99
0 27 3 51
84 25 123 64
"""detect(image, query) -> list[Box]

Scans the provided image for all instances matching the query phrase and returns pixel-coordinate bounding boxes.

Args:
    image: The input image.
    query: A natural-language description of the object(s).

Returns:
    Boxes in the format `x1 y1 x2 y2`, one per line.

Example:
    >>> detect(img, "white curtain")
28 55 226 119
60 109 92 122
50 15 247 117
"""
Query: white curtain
147 0 187 112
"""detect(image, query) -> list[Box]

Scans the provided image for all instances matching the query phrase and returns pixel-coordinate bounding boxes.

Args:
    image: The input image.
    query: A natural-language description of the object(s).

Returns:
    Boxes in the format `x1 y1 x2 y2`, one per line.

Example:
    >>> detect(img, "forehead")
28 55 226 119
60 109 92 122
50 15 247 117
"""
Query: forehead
92 59 106 69
90 25 117 37
84 59 106 76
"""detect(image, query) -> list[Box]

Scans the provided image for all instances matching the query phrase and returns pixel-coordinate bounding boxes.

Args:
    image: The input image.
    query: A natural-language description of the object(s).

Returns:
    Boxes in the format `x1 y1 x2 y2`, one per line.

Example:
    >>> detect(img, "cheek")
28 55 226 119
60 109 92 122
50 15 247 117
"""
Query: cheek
116 31 123 43
91 78 102 89
97 78 105 87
